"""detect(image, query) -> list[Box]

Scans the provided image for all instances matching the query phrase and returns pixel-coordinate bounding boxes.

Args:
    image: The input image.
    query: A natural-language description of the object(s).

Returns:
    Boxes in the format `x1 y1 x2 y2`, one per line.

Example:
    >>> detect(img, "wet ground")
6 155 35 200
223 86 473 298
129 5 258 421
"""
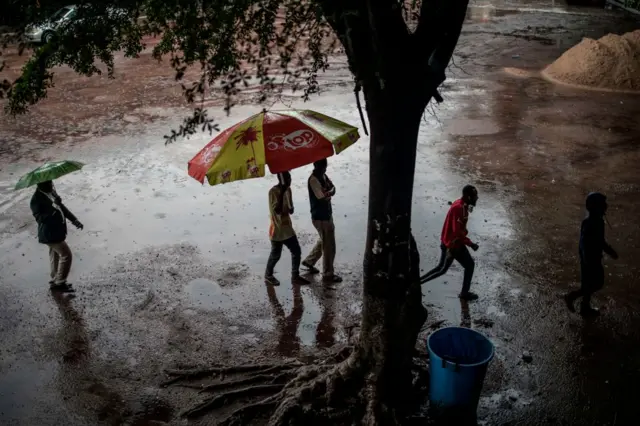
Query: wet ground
1 1 640 425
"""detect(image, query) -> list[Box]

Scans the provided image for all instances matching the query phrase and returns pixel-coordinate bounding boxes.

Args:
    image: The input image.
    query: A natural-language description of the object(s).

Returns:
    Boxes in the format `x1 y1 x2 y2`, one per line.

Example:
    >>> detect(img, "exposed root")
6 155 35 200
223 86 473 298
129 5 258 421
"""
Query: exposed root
218 400 278 426
182 384 285 418
161 362 299 387
266 353 364 426
179 372 297 393
165 345 427 425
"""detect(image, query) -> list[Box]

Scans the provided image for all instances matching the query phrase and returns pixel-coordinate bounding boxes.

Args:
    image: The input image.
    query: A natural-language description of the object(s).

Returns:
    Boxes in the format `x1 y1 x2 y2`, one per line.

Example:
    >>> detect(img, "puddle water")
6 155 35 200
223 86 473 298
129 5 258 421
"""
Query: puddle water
0 359 58 423
185 278 241 311
185 277 344 355
445 118 502 136
466 5 522 22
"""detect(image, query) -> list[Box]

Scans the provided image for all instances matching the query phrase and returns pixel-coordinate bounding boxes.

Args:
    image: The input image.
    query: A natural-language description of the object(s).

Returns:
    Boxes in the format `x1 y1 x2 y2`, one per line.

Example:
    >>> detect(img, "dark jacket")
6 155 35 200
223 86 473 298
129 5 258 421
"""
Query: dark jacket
579 215 615 265
308 173 333 221
30 190 77 244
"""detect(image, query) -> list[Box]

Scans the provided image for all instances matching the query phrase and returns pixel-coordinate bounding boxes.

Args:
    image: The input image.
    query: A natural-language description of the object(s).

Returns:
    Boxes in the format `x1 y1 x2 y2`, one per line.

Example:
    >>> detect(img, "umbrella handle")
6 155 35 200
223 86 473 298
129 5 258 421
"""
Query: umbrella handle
354 83 369 136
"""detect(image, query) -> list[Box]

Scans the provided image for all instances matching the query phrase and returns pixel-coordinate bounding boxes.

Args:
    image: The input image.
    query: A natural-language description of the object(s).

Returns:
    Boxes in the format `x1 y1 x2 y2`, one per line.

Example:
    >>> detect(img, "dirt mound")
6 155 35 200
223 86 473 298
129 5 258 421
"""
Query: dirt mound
542 30 640 92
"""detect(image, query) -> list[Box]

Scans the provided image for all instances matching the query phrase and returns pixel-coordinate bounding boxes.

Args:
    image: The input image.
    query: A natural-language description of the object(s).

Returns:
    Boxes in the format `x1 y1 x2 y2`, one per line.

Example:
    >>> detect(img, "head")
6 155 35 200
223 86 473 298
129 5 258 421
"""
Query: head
37 180 54 192
586 192 607 216
313 159 328 174
277 171 292 188
462 185 478 207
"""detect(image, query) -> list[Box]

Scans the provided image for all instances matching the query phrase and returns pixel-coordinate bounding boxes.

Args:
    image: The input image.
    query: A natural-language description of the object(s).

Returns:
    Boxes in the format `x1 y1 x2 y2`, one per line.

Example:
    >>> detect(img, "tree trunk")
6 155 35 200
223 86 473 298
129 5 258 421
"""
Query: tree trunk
355 82 430 422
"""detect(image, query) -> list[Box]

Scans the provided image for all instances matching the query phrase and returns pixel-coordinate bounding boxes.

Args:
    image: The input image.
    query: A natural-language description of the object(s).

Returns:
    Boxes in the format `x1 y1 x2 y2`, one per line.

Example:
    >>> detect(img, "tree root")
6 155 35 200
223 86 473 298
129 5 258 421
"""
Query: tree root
181 384 285 419
179 372 297 393
165 346 427 425
218 400 278 426
161 362 300 387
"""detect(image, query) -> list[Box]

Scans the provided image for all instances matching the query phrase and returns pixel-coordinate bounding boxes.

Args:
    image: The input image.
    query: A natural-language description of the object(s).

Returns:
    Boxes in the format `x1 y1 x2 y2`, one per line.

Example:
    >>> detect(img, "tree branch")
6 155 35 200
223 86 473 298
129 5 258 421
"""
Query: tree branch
316 0 410 91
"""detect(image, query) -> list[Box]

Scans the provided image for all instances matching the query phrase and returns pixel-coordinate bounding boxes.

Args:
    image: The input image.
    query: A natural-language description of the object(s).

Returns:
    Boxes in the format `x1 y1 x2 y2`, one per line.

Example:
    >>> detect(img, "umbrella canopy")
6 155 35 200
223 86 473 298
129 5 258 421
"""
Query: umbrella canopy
188 110 360 186
14 160 84 190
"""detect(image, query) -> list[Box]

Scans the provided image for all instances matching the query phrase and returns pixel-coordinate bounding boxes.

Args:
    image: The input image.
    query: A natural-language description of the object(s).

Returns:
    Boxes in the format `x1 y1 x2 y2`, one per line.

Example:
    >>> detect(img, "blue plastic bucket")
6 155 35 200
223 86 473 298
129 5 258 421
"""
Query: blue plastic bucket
427 327 494 414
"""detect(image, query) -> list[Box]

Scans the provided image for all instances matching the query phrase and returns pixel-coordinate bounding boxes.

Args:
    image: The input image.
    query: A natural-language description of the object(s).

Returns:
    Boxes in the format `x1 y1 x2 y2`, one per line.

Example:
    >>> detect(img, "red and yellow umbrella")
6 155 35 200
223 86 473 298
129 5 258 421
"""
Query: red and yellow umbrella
188 110 360 186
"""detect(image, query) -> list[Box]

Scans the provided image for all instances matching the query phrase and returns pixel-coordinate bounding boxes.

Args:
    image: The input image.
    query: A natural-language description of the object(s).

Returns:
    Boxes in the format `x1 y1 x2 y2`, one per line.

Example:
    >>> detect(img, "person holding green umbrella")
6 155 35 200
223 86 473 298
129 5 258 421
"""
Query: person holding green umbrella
16 161 85 292
30 180 83 291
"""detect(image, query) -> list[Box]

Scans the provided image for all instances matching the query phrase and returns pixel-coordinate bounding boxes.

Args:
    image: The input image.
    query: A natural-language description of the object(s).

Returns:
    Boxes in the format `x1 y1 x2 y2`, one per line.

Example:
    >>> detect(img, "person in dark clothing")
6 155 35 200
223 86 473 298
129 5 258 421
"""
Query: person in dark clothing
420 185 480 301
302 159 342 283
30 180 83 292
265 172 310 286
564 192 618 317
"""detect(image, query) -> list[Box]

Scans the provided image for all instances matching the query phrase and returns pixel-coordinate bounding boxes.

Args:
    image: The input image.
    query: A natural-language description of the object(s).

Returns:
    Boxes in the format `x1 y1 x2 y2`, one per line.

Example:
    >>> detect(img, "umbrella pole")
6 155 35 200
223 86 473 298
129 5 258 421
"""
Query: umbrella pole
354 83 369 136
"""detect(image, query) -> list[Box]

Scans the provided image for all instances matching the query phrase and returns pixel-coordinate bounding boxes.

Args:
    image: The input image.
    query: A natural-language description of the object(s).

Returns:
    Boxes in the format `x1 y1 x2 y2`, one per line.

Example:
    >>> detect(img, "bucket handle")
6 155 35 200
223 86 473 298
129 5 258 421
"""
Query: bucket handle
441 355 461 372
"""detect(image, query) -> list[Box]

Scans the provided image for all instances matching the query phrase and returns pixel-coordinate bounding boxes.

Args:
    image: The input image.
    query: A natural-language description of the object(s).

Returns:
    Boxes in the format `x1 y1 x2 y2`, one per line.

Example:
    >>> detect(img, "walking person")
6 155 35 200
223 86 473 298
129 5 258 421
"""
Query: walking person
564 192 618 317
420 185 480 301
30 180 83 292
302 159 342 283
265 172 310 286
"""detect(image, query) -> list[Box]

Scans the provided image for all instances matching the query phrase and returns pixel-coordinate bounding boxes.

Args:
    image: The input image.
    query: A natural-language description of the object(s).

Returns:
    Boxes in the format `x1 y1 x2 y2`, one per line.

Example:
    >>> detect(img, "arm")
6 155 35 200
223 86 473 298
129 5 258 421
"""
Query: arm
325 175 336 196
271 188 284 215
309 175 329 200
287 189 294 215
59 202 78 224
279 188 293 215
604 241 618 259
601 223 618 259
451 205 474 247
58 199 83 229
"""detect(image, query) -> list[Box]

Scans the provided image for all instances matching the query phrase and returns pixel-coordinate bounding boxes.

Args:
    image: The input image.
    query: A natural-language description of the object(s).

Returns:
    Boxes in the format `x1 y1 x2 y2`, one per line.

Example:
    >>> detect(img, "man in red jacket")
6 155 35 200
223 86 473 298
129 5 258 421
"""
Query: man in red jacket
420 185 480 300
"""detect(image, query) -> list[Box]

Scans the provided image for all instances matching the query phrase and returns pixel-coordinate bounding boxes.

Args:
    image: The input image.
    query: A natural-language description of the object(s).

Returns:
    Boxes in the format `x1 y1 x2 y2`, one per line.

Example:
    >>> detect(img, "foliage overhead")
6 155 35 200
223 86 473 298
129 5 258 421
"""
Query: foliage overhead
1 0 449 143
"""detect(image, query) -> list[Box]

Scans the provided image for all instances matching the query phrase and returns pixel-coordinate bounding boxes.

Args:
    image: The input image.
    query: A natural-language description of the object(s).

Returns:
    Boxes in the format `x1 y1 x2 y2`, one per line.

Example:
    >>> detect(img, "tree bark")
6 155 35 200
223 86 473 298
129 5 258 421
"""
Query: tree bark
315 0 470 423
354 82 430 423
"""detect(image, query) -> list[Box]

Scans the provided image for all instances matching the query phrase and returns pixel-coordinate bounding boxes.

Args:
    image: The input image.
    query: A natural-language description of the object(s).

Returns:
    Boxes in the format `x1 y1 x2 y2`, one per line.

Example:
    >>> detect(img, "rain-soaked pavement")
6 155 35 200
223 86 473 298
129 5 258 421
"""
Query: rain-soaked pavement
1 1 640 425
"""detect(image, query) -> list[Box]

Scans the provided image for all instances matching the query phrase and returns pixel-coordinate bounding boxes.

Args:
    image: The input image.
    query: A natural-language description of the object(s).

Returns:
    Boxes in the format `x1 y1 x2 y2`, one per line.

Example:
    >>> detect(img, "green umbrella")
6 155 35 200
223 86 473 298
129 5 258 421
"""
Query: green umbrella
14 160 85 190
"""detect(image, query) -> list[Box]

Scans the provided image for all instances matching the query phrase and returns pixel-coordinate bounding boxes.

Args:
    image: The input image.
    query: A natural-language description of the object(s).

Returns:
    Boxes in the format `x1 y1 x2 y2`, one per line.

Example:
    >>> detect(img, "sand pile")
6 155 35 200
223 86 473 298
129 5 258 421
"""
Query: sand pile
543 30 640 92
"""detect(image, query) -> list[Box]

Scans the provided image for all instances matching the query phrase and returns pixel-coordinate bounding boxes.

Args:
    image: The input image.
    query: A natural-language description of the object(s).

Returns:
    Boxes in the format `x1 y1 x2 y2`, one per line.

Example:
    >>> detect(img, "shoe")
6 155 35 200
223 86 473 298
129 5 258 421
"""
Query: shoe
302 261 320 274
265 275 280 286
458 292 479 301
563 294 576 313
292 275 310 285
580 306 600 318
50 282 75 293
323 274 343 283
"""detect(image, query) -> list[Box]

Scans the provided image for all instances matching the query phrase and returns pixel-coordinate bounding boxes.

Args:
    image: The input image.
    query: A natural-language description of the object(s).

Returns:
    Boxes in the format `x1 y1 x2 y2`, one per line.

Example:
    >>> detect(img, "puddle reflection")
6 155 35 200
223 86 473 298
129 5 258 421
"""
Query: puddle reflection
51 292 90 364
313 287 337 350
266 284 304 356
266 284 339 356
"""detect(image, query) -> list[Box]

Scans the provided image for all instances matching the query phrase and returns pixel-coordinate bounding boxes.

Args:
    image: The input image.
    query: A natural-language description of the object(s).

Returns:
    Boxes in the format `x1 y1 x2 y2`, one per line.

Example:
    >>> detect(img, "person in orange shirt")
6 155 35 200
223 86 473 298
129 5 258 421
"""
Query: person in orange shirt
265 172 310 286
420 185 480 301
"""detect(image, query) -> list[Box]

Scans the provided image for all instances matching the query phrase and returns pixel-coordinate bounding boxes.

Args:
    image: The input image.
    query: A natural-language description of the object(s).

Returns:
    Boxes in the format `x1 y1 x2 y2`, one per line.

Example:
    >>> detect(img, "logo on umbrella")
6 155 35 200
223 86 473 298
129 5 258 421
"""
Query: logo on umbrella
267 129 318 151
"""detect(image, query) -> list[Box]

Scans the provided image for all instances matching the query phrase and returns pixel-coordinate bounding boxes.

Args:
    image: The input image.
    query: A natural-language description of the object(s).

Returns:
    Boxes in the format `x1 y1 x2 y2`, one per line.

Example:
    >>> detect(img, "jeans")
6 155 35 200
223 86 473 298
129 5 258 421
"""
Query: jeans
303 219 336 276
266 236 302 277
420 243 475 294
